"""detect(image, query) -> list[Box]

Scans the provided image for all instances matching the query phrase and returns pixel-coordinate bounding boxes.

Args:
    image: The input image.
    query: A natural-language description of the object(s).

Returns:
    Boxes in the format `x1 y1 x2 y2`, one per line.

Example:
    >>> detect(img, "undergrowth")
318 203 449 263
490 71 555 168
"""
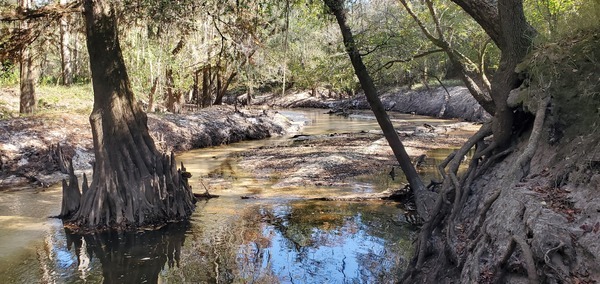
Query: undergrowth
0 83 94 118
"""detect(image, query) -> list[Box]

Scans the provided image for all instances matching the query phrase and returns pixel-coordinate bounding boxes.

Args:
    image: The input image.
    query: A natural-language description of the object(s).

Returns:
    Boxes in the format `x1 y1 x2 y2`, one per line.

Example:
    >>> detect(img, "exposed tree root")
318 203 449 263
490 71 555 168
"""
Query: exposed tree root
498 237 516 269
401 123 495 276
513 235 540 284
468 189 501 239
470 233 490 282
406 96 553 282
474 146 514 179
61 153 196 233
59 161 81 218
510 96 550 181
437 150 456 181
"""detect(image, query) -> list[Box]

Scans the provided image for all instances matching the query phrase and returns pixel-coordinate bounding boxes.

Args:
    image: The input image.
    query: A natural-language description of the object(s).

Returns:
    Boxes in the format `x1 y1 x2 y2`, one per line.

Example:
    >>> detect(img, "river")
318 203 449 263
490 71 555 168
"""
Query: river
0 109 461 283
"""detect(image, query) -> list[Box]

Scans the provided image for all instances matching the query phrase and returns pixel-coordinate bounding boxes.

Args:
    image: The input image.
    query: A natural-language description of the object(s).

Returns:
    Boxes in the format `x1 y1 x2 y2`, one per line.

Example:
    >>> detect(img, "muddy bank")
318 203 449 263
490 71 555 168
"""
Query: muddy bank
0 106 297 189
412 123 600 283
252 86 491 122
202 122 479 197
405 32 600 283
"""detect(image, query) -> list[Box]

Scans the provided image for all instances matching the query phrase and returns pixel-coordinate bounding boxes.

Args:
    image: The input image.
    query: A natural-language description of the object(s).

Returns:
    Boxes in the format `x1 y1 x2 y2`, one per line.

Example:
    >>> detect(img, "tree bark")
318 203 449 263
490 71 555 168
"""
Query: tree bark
201 66 211 107
147 76 158 112
18 0 36 115
488 0 536 148
60 0 195 231
59 0 73 86
324 0 435 220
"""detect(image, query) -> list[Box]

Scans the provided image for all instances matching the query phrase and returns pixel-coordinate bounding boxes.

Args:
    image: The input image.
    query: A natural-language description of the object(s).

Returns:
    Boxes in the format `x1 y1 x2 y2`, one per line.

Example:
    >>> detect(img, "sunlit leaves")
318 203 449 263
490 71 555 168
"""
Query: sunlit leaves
524 0 599 39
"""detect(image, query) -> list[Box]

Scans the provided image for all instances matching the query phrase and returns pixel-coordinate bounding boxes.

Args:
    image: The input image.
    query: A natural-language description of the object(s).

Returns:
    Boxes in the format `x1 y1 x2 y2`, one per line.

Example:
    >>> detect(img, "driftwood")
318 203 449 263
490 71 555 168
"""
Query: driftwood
194 180 219 200
194 192 219 200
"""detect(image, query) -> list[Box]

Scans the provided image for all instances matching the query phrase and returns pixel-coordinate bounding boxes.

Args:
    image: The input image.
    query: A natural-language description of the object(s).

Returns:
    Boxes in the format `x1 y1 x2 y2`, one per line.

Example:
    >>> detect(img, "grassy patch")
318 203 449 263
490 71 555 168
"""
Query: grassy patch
0 83 94 119
36 84 94 115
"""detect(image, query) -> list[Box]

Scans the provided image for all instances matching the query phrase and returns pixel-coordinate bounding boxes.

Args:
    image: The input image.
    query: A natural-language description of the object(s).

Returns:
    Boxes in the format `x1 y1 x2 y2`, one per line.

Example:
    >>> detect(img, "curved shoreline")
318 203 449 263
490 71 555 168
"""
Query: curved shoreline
252 86 490 122
0 106 298 189
1 85 487 189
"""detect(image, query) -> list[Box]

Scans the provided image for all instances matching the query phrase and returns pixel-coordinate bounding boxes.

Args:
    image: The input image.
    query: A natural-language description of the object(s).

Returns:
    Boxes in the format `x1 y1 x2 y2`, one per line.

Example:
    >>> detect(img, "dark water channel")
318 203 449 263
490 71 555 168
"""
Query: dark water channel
0 109 461 283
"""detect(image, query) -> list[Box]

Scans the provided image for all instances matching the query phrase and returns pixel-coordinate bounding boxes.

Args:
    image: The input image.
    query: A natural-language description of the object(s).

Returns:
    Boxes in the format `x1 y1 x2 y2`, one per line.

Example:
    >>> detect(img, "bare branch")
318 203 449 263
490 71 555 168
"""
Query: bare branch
398 0 494 113
424 0 446 42
0 2 82 22
374 48 444 73
397 0 445 47
479 38 493 93
359 39 390 57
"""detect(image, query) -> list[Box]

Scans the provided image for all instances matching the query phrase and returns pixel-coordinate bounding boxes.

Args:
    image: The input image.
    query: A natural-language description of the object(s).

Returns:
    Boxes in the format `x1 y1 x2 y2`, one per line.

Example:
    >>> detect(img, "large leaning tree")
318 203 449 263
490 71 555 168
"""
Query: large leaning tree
322 0 436 220
400 0 539 278
59 0 196 231
323 0 577 283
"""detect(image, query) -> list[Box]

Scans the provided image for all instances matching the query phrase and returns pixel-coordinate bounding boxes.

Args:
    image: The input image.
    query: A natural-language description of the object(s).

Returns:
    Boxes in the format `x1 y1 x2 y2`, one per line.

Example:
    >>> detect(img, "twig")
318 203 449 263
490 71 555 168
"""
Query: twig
543 241 565 275
199 180 211 195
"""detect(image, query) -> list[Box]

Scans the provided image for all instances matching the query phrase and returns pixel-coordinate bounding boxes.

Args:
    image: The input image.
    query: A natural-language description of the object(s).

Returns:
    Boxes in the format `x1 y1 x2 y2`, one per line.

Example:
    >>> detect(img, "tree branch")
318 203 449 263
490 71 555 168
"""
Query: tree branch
398 0 495 114
424 0 446 42
398 0 445 47
374 48 444 73
478 38 493 93
0 2 82 22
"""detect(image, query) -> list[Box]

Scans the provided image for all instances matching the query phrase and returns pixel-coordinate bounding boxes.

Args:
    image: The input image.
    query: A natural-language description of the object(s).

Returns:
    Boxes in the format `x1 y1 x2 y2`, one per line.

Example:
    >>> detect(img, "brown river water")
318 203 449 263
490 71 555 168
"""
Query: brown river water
0 110 460 283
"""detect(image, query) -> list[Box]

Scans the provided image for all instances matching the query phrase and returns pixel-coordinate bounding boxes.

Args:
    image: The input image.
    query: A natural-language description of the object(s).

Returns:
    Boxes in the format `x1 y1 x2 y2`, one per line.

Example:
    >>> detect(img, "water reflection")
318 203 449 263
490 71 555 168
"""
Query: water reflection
12 200 413 283
163 201 413 283
64 222 189 283
0 109 467 283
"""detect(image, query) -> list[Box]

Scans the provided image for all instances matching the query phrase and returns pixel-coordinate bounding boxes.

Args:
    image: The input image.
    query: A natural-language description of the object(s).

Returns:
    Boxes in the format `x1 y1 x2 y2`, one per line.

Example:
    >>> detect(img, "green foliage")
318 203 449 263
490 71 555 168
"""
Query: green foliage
571 0 600 32
0 63 18 86
525 0 599 40
342 0 497 89
35 84 94 115
519 28 600 137
264 0 356 92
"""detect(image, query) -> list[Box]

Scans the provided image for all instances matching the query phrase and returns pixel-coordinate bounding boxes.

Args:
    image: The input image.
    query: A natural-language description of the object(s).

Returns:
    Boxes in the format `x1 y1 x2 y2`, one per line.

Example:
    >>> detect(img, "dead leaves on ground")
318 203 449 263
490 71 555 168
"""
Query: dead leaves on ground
531 185 581 222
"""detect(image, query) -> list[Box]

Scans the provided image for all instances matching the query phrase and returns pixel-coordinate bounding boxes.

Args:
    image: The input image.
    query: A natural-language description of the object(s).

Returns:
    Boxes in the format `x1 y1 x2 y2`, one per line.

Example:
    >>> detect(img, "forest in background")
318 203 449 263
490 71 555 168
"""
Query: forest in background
1 0 600 283
1 0 597 117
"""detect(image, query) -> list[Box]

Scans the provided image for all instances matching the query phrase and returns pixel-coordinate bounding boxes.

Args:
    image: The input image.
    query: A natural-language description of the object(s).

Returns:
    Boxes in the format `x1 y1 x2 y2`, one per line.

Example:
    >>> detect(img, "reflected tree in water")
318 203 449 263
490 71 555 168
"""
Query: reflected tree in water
263 201 411 283
65 222 189 283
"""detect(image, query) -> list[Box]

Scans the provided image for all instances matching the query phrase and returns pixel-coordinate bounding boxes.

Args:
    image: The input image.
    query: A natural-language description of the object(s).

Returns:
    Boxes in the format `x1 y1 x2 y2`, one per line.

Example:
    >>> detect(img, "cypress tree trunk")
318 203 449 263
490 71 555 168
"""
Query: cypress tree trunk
19 47 36 114
60 0 195 231
201 66 211 107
